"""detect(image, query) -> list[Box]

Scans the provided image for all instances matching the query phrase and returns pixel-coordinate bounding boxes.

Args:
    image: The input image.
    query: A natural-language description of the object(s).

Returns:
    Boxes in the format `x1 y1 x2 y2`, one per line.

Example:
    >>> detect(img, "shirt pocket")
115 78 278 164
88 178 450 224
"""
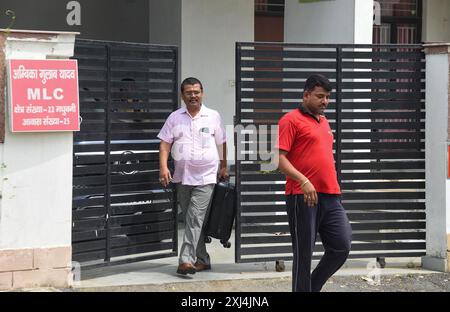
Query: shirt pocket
200 131 213 148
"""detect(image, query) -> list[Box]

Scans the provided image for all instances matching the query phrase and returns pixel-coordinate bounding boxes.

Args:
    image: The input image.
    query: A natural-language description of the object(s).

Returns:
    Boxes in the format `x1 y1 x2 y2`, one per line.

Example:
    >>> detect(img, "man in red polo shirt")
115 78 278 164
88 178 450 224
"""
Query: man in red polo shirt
277 74 352 292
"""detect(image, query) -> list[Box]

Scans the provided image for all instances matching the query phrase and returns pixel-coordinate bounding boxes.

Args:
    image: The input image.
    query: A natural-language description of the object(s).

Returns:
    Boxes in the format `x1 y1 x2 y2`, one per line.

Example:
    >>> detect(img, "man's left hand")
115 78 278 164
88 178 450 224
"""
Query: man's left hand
218 167 229 181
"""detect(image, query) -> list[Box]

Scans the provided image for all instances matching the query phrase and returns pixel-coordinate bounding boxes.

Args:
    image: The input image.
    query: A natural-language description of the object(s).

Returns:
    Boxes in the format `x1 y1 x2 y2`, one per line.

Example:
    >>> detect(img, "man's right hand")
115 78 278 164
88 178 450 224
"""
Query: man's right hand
159 167 172 187
301 181 318 207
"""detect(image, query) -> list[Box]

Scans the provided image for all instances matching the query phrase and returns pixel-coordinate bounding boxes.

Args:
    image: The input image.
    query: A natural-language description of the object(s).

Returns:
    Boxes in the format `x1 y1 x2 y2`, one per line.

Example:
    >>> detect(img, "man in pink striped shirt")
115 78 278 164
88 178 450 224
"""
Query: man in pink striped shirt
158 77 228 275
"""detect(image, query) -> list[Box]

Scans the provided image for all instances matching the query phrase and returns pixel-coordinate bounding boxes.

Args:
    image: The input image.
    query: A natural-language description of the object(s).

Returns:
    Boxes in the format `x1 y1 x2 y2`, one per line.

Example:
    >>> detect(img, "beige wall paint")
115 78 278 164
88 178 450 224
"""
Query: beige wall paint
423 0 450 43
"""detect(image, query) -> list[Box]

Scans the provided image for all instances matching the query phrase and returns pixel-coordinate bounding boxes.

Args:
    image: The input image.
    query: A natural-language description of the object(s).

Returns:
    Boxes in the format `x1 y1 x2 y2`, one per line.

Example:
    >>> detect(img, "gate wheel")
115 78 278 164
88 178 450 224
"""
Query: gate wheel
275 260 285 272
376 257 386 268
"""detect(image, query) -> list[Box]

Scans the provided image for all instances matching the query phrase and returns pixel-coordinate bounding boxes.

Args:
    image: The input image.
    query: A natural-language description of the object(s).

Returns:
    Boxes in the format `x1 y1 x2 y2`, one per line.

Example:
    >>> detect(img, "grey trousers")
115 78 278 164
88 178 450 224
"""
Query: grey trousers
176 183 214 265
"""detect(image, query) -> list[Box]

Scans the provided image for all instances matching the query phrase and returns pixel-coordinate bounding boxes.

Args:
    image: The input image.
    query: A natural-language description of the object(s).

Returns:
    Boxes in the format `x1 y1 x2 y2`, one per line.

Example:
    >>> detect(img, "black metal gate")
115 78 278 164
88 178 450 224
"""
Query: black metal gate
72 39 178 266
235 42 425 263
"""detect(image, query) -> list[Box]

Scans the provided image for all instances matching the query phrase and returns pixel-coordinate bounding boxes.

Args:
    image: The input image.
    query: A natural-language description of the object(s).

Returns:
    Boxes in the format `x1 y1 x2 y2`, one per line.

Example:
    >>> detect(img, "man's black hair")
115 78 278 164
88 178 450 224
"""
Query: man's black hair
304 74 332 93
181 77 203 92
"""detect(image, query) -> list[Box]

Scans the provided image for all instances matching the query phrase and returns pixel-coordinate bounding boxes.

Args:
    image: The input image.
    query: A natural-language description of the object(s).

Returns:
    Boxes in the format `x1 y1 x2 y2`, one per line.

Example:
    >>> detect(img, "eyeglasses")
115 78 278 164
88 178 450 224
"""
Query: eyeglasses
183 90 202 96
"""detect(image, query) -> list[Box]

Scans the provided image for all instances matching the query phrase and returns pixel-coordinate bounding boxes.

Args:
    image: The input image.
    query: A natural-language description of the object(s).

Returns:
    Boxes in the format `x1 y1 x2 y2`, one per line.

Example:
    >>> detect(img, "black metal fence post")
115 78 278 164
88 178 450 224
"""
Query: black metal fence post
234 42 242 263
105 43 112 262
171 46 179 254
335 46 342 185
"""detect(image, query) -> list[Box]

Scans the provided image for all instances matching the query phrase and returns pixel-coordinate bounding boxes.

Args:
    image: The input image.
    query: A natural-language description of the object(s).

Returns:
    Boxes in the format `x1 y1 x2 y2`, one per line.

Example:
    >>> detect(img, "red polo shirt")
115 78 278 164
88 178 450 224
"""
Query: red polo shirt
277 107 341 195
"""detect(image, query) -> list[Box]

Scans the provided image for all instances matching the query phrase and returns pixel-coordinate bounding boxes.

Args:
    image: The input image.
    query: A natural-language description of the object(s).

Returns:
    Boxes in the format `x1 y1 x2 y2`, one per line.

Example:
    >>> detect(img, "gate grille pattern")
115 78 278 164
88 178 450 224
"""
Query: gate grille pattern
235 42 425 263
72 39 178 266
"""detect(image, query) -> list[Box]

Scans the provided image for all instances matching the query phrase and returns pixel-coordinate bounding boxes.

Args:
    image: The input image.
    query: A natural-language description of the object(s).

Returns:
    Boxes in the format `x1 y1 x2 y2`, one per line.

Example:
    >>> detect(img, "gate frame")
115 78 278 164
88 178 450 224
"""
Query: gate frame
72 39 179 268
234 41 426 264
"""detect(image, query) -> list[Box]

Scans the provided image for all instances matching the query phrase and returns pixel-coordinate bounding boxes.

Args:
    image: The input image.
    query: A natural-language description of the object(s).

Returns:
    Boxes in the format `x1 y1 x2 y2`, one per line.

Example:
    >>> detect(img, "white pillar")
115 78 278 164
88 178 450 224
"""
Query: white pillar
422 44 450 272
284 0 373 44
0 29 78 290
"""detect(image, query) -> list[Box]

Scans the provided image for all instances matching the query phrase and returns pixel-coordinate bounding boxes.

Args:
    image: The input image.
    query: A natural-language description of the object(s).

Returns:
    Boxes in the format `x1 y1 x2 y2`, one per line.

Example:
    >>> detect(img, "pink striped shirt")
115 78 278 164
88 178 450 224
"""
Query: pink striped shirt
157 105 226 186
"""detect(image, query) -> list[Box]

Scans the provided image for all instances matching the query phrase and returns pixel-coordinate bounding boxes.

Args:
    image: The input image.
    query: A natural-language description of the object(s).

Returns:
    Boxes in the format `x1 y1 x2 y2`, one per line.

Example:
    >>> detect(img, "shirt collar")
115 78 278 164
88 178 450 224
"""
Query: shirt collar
181 104 209 118
298 104 321 123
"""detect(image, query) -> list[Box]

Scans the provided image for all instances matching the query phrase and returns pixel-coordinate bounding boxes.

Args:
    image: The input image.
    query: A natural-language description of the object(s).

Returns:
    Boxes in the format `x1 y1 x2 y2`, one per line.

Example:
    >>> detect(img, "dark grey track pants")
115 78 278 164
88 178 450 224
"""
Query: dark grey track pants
286 193 352 292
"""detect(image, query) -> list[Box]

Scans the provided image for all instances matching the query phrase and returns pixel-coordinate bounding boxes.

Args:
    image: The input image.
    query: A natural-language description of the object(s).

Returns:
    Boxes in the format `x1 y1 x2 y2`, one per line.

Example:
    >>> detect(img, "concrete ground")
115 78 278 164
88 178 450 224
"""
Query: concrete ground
70 228 450 292
73 274 450 292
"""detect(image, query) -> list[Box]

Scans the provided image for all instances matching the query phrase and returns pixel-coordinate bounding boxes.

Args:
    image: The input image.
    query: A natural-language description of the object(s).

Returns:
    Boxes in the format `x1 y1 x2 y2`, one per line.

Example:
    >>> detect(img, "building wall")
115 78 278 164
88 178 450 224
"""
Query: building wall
149 0 182 93
425 52 449 259
0 30 75 289
0 33 74 251
255 15 284 42
423 0 450 43
0 0 149 43
354 0 375 44
181 0 254 161
149 0 181 46
284 0 373 44
421 45 450 272
0 133 73 249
